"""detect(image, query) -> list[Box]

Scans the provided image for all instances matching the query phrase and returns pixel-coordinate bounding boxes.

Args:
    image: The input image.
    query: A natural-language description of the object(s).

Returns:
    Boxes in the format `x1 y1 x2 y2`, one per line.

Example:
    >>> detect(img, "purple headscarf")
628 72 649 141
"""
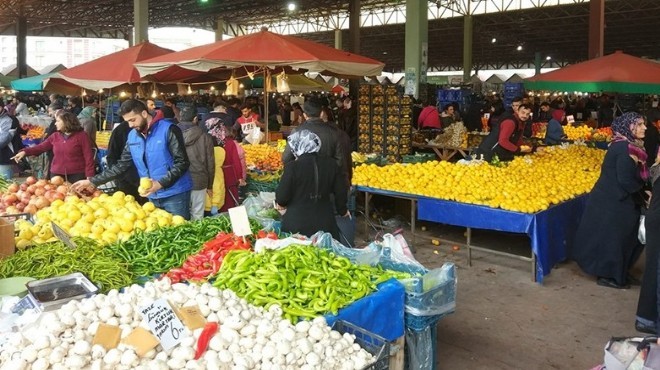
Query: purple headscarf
611 112 648 181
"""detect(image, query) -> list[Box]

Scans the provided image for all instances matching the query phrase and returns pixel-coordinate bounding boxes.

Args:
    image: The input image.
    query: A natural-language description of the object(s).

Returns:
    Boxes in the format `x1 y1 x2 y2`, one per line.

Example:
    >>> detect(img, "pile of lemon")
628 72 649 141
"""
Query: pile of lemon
563 125 593 141
14 191 186 248
353 145 605 213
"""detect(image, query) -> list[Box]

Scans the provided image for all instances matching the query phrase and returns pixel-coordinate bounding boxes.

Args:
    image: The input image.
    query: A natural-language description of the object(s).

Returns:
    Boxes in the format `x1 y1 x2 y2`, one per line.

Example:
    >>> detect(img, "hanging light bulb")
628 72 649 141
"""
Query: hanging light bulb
151 90 157 98
120 91 126 97
187 85 193 95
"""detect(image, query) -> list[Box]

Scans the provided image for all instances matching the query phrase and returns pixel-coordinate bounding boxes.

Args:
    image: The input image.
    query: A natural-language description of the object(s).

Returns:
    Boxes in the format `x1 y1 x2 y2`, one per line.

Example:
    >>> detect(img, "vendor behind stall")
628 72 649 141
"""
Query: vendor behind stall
476 103 533 161
545 109 567 145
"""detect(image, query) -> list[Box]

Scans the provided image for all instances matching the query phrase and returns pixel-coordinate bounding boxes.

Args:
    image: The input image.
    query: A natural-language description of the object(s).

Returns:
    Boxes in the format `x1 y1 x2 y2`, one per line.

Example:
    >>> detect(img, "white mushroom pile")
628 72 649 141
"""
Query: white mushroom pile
0 279 376 370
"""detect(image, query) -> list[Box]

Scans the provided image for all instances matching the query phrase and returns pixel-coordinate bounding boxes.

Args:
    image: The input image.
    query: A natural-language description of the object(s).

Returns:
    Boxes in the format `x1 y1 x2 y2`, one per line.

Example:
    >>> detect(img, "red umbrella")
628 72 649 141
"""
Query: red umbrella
45 42 175 92
134 28 385 82
525 51 660 94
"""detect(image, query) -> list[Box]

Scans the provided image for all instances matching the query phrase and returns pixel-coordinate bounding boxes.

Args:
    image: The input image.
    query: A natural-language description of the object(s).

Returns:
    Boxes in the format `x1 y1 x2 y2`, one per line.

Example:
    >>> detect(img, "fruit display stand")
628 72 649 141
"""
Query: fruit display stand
353 145 604 282
411 142 472 162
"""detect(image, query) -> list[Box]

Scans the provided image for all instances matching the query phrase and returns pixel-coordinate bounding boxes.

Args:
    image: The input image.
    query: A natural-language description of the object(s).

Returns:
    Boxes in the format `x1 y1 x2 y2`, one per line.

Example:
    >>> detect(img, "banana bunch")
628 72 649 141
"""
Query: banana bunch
276 139 287 153
248 171 282 182
351 152 367 163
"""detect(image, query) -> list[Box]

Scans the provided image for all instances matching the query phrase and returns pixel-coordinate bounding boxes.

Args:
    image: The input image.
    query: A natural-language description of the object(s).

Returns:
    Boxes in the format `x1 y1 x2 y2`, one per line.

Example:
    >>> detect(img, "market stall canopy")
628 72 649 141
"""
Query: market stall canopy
243 75 331 92
1 64 39 77
10 73 57 92
134 28 385 82
44 42 175 92
39 64 67 74
525 51 660 94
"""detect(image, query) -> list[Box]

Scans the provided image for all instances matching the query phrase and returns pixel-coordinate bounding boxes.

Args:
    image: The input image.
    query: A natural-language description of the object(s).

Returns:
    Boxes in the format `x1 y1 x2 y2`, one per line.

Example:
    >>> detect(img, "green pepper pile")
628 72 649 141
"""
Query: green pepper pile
0 238 133 292
213 245 410 322
106 216 261 279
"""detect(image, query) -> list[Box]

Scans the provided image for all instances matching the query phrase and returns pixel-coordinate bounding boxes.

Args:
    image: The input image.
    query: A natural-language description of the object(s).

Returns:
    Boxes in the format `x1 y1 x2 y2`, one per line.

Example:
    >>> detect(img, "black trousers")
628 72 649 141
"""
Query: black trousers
637 217 658 326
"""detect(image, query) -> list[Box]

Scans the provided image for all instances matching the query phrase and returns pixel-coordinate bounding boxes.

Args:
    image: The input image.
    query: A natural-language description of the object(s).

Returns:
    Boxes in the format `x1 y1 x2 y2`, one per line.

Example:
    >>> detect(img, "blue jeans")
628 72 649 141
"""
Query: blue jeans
151 190 191 220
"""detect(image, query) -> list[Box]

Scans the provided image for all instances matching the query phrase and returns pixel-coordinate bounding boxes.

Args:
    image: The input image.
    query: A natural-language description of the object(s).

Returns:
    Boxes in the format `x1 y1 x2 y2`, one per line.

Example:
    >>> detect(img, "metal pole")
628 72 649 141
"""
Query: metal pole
265 68 270 142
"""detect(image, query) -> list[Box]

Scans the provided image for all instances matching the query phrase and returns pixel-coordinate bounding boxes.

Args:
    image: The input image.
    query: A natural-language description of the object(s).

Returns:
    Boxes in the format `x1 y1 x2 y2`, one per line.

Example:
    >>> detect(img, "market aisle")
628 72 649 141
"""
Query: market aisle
356 220 641 369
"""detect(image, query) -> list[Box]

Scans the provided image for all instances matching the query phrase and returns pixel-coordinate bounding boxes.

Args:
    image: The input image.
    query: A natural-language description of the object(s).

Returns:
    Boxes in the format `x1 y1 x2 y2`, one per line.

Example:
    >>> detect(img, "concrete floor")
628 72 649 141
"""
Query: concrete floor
354 197 644 370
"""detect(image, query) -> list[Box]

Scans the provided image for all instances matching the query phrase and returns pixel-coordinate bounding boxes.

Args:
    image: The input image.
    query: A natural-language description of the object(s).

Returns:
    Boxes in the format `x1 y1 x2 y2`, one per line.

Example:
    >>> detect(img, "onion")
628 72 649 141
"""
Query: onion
5 206 17 214
35 179 48 187
50 176 64 186
56 185 69 195
15 203 25 212
24 204 37 214
34 197 49 210
25 176 37 185
44 184 54 191
34 187 46 196
20 194 31 205
52 192 65 201
4 194 18 206
45 190 57 202
19 183 28 191
26 185 36 194
7 183 19 193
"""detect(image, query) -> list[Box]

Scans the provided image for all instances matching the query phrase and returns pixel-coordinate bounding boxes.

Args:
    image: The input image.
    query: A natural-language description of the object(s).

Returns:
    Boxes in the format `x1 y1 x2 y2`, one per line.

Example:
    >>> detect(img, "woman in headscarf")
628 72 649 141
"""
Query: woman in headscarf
572 112 649 289
77 106 97 145
544 109 567 145
275 130 349 240
206 121 242 213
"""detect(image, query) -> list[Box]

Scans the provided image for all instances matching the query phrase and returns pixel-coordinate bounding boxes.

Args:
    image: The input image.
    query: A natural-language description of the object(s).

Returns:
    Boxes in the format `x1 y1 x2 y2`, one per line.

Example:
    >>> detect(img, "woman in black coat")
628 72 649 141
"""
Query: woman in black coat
572 112 649 289
275 129 349 240
635 161 660 334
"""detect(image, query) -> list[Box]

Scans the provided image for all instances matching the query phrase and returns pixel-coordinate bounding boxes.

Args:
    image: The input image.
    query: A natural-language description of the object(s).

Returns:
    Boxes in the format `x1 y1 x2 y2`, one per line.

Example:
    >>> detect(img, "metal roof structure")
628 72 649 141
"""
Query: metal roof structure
0 0 658 73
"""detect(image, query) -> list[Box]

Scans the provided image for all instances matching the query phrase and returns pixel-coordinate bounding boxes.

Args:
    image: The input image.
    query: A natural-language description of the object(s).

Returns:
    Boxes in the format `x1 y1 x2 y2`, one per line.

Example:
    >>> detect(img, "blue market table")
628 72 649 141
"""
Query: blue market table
356 186 589 283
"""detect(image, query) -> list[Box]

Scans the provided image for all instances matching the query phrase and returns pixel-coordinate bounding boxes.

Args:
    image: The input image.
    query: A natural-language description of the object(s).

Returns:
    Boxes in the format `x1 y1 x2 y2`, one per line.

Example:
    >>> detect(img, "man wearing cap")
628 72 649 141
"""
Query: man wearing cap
283 98 348 183
203 100 233 132
178 106 215 220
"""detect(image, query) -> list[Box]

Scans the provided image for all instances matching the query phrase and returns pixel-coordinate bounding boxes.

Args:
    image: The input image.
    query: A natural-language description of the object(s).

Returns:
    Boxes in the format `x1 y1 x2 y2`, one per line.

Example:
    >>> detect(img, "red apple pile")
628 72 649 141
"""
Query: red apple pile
0 176 102 216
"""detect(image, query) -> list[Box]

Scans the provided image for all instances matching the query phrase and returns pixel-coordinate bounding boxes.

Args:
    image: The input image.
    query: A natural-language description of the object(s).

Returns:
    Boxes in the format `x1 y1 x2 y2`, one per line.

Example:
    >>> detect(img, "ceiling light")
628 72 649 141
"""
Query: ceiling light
287 3 296 11
491 38 496 43
516 45 523 51
546 56 552 60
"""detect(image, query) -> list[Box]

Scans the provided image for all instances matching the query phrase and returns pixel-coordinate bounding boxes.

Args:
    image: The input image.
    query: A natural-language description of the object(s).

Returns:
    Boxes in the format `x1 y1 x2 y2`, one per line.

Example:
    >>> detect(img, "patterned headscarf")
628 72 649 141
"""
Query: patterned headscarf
611 112 648 181
288 130 321 158
205 117 228 145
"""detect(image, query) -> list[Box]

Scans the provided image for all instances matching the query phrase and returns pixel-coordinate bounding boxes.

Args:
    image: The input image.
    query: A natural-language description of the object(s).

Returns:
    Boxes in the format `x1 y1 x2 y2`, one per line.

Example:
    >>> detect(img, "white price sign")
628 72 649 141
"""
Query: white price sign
139 299 187 351
228 205 252 236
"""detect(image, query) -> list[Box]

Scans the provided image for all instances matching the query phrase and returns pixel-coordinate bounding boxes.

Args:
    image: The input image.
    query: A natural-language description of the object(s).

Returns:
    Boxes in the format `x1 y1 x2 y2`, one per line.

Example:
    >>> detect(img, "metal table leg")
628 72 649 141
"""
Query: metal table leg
467 227 472 267
410 199 416 247
364 191 371 236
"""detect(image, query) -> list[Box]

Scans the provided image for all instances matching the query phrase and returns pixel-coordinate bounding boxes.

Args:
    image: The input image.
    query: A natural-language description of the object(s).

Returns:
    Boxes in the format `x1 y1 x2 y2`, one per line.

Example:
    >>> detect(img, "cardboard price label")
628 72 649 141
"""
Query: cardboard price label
122 327 159 357
139 299 187 351
228 206 252 236
51 222 76 249
92 324 122 350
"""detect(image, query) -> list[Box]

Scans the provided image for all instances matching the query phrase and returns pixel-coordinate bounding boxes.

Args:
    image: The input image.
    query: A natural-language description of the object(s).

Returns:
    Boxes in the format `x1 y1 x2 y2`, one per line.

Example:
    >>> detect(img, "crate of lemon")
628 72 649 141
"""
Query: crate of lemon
14 191 186 248
353 145 605 214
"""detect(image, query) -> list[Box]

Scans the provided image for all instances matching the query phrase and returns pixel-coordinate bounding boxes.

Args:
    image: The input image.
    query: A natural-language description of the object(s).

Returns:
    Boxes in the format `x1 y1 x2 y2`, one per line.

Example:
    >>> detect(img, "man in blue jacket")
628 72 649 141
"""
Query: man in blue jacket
72 99 193 219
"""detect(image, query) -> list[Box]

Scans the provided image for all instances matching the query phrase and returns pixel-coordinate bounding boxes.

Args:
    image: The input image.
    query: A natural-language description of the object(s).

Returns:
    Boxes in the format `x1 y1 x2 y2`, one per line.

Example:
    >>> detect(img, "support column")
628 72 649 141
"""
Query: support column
133 0 149 46
462 14 473 82
17 15 27 78
404 0 428 98
588 0 605 59
534 52 542 75
348 0 361 96
334 29 342 50
215 18 225 42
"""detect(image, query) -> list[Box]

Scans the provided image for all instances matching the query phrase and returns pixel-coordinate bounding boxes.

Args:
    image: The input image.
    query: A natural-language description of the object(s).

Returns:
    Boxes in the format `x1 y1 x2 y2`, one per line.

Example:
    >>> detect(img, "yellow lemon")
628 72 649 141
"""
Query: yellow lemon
171 215 186 226
134 219 147 231
94 208 109 219
142 202 156 212
105 221 121 234
112 191 126 199
118 219 134 233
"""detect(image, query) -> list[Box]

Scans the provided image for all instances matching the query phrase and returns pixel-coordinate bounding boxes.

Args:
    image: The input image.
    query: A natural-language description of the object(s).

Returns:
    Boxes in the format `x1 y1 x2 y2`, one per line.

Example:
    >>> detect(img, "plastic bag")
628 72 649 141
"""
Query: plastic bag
311 231 380 266
639 215 646 245
405 325 436 370
242 194 278 229
400 263 457 317
245 127 265 144
376 234 427 275
603 336 660 370
254 236 312 253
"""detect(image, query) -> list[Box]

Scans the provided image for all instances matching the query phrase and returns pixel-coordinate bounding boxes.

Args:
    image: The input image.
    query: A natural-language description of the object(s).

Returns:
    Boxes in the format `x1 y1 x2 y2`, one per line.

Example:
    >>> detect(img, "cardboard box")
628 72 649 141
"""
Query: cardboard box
0 218 15 258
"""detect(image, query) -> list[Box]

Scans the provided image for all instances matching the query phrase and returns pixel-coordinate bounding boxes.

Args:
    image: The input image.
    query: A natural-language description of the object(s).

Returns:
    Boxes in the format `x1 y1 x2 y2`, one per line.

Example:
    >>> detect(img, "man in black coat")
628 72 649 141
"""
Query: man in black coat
282 98 348 184
106 121 141 200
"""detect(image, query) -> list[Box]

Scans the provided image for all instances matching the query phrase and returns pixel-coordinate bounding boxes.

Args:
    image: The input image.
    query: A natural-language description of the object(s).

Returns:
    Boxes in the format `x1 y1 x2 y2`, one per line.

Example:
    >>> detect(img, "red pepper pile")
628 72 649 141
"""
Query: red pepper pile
164 232 252 283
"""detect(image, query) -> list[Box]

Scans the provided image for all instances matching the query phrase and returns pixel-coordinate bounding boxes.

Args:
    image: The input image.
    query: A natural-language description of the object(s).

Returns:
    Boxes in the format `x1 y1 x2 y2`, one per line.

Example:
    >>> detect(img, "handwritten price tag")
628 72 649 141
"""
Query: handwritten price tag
139 299 187 351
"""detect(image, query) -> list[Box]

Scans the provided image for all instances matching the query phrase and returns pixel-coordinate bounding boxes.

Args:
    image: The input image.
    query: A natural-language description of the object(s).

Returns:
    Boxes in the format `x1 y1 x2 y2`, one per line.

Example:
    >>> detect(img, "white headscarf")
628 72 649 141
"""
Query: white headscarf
288 129 321 158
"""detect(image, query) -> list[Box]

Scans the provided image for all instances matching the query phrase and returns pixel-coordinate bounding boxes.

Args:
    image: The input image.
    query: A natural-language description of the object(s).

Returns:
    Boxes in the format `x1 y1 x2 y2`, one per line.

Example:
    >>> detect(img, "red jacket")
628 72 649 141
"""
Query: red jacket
418 106 441 129
23 131 95 177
